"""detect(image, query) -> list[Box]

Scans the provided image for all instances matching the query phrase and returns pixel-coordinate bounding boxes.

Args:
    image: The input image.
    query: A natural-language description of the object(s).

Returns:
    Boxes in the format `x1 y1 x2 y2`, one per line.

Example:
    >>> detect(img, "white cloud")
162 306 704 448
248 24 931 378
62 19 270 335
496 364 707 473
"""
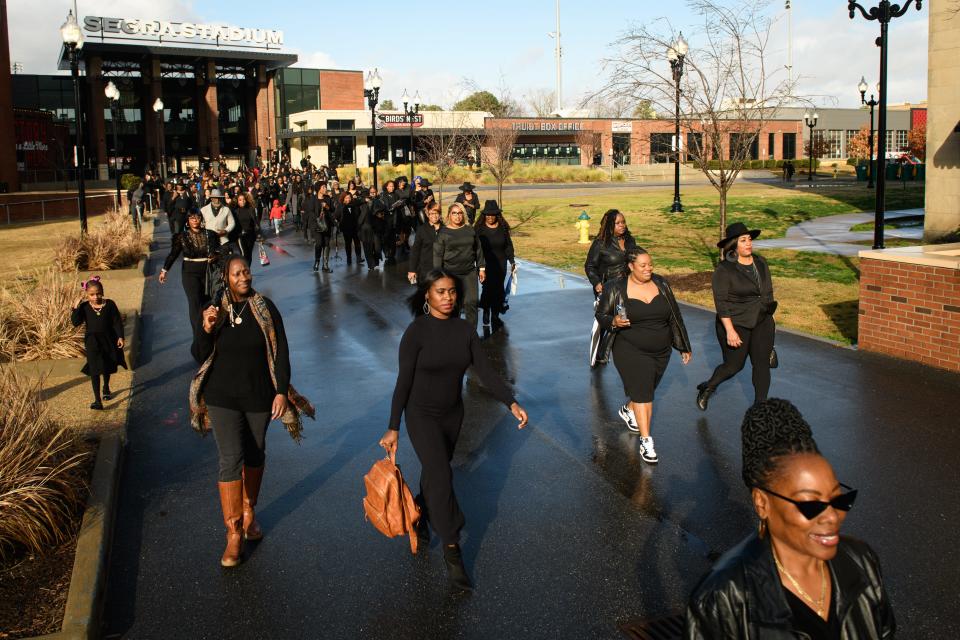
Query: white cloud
291 50 338 70
8 0 201 74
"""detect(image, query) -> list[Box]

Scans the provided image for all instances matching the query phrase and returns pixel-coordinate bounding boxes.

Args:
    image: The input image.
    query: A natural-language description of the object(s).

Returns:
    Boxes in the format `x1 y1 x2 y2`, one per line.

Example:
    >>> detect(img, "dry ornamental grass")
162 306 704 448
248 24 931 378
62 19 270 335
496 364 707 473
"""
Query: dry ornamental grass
54 211 148 272
0 269 85 363
0 370 89 560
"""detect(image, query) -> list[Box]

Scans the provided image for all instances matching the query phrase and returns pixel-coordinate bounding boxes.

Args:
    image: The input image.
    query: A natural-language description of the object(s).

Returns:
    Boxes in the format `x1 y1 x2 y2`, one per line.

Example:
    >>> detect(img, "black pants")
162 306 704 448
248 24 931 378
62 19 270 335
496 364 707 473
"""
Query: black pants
361 230 380 267
181 264 209 332
239 234 256 265
343 232 362 264
382 227 397 261
406 404 465 545
207 405 270 482
169 215 184 236
454 270 479 331
704 314 775 404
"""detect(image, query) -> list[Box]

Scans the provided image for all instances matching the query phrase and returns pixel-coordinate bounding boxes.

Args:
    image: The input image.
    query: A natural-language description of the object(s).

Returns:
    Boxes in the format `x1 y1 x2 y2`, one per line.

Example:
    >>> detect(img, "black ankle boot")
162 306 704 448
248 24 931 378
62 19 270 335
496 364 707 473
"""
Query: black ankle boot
443 544 473 591
696 383 715 412
313 262 319 272
102 386 113 401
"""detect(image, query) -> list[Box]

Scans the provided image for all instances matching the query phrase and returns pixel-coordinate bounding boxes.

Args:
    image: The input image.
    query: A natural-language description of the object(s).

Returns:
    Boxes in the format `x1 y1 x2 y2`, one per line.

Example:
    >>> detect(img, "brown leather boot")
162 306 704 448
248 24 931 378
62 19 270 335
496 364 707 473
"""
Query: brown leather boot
241 465 264 541
218 480 244 567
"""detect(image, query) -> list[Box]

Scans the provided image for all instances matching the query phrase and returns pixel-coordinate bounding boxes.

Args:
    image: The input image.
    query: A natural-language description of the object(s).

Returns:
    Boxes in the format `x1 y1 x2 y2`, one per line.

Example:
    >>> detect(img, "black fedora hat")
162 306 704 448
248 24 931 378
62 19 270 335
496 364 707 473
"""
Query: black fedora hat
419 178 432 187
717 222 761 248
480 199 502 217
458 181 476 191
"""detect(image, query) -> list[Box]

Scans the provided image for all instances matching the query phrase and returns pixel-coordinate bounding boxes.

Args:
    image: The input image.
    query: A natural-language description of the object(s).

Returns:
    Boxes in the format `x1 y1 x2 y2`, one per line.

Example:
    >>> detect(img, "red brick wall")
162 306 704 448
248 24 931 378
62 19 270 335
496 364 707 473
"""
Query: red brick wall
319 71 364 110
858 257 960 372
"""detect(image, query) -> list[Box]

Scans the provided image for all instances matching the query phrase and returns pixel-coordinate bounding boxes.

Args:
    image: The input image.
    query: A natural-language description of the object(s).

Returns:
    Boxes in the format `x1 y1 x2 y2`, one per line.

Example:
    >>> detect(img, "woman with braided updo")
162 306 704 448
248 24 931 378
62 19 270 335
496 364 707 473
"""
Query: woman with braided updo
684 399 895 639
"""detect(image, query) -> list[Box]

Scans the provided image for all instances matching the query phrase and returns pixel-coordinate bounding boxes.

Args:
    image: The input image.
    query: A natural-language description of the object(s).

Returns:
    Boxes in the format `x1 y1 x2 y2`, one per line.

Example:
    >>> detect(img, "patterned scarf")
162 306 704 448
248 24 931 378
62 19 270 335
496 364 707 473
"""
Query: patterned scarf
188 292 315 442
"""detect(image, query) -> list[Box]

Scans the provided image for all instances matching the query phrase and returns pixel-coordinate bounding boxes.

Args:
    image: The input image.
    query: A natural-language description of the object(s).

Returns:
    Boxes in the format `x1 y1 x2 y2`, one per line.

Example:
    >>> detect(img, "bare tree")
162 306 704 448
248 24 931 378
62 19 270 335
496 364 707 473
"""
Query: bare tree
596 0 798 238
526 89 557 117
417 112 483 205
481 123 520 204
575 128 603 166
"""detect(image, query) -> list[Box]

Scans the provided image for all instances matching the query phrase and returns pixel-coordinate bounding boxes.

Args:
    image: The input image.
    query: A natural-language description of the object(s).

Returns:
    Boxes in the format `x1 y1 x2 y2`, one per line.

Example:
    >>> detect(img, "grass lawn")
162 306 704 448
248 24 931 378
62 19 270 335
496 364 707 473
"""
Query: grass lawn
501 182 924 344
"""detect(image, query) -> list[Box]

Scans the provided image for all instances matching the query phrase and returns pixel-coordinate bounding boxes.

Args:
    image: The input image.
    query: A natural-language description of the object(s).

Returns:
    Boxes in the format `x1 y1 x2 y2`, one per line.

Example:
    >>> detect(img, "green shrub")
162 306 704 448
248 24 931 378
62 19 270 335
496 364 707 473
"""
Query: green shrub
120 173 140 191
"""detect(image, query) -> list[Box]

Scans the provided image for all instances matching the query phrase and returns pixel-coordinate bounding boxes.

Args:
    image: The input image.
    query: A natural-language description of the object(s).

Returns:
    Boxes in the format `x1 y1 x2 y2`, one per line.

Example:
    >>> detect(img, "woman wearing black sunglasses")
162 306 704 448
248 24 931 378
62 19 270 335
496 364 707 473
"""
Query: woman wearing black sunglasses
684 399 895 639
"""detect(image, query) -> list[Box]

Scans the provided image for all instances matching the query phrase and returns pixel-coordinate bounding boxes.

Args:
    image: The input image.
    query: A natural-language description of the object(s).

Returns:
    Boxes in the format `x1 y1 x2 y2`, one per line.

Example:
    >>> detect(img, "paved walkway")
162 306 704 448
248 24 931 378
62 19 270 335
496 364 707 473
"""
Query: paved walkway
101 222 959 638
754 208 924 256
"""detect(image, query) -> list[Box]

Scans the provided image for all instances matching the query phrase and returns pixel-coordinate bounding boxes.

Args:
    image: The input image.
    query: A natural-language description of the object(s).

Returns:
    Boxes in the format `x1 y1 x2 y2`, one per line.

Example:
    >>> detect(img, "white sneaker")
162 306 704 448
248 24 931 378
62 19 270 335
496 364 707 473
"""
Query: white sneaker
639 437 659 464
618 404 639 432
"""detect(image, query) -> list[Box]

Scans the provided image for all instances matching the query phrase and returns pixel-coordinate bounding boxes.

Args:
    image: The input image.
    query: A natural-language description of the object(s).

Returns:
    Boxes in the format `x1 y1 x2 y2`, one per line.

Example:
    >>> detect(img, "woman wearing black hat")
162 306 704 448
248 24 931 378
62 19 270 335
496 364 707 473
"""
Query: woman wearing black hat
475 200 515 331
697 222 777 411
159 209 222 331
454 182 480 225
434 203 485 330
413 178 435 227
685 399 893 638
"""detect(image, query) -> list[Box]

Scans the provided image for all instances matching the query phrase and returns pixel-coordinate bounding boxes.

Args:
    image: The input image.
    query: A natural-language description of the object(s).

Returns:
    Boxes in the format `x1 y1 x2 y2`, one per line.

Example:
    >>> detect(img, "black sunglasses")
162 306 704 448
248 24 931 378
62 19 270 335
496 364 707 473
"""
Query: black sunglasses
759 483 858 520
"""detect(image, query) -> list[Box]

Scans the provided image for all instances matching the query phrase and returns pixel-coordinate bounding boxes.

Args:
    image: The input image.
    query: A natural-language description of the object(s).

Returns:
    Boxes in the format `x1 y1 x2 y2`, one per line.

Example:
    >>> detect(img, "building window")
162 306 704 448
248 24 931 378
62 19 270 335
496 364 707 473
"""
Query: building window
845 130 859 158
896 130 908 153
650 133 672 163
510 143 580 165
782 132 796 159
729 133 759 160
686 132 703 161
824 130 843 159
327 119 355 130
767 132 775 159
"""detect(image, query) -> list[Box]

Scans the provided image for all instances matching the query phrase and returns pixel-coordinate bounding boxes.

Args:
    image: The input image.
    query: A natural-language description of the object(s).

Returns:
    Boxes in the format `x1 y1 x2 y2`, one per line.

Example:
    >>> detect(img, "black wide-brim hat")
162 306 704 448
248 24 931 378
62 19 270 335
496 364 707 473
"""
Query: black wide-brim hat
717 222 761 248
458 181 476 191
419 178 432 187
480 199 502 217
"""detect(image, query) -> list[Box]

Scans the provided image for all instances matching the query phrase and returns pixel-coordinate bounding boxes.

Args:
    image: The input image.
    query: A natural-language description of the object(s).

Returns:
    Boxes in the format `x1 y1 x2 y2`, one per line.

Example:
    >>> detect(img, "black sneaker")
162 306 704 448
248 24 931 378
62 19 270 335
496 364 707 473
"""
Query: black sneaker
618 404 639 433
639 437 659 464
90 401 104 410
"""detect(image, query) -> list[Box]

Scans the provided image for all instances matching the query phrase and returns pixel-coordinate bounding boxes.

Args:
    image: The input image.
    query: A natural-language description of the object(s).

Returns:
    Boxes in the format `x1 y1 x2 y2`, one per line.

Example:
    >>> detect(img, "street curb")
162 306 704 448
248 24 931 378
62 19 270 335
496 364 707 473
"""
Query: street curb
27 434 124 640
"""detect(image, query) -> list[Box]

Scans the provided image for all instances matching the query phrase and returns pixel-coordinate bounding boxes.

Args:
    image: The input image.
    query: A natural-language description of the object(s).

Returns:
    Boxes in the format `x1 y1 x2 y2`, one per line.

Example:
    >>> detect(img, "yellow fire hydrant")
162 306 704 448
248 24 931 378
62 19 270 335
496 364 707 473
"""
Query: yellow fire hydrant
575 211 591 244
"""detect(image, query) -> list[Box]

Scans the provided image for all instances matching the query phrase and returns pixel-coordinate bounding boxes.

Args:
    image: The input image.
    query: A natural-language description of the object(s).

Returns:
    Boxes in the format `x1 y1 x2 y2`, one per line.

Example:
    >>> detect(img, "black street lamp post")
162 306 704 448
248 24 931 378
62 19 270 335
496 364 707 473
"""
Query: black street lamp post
804 111 818 182
858 76 879 189
400 89 421 185
667 32 688 213
104 81 122 208
152 97 165 180
848 0 923 250
60 10 87 234
364 69 382 189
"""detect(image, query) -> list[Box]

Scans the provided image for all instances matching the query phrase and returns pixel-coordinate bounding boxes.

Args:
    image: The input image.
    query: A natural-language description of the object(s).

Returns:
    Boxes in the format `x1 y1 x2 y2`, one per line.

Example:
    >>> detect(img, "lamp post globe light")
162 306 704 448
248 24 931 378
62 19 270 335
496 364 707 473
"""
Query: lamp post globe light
858 76 879 190
667 32 688 213
848 0 922 249
152 97 165 180
61 10 87 233
364 68 382 189
104 81 123 208
804 111 818 182
401 88 421 184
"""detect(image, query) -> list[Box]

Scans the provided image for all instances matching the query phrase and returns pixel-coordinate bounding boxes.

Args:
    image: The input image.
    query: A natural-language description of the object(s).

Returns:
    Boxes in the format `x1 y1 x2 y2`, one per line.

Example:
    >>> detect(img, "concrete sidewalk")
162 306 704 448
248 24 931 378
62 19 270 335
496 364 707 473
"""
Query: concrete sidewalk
101 224 959 639
754 208 924 256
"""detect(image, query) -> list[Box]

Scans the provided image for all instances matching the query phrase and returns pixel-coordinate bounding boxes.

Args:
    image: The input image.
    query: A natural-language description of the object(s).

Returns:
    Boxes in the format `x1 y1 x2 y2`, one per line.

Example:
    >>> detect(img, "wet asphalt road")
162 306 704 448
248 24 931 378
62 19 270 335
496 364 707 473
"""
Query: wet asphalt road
102 220 960 639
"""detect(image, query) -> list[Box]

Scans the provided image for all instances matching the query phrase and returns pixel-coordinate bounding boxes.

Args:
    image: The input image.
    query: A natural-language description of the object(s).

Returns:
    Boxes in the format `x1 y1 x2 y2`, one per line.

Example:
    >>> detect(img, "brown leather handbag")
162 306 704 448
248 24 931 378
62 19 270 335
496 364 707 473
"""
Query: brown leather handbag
362 450 421 554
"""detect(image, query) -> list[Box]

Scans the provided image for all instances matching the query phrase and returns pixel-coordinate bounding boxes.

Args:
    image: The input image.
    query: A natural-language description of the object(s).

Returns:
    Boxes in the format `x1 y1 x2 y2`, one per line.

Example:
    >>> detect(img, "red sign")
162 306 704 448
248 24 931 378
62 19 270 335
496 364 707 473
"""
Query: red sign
14 110 62 171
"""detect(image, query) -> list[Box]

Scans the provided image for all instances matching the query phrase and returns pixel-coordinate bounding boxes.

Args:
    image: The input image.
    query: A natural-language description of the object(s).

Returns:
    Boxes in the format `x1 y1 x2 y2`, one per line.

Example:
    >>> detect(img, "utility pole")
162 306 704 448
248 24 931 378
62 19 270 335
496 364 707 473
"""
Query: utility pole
786 0 793 86
548 0 561 114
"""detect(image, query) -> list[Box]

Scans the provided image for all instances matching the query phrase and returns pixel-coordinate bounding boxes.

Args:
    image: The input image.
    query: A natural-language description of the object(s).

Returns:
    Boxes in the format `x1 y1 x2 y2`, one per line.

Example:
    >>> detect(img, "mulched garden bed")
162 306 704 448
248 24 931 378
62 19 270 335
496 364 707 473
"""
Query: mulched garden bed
0 443 95 639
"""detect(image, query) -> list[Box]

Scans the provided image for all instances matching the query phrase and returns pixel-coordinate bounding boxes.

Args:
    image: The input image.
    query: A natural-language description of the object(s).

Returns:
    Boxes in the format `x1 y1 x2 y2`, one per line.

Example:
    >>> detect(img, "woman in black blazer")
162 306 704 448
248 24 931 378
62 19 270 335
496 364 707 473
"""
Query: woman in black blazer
697 223 777 410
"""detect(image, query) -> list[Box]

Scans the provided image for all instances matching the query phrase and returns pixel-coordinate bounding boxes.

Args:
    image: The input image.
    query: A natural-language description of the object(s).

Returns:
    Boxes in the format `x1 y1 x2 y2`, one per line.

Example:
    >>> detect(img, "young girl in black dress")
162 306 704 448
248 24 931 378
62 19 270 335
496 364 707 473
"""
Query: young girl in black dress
71 276 126 410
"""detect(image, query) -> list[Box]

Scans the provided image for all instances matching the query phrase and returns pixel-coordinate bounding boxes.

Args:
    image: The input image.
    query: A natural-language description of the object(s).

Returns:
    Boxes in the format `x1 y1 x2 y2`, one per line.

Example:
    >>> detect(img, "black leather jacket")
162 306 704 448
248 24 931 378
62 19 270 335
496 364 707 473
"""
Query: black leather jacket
595 274 692 361
685 533 896 640
584 234 639 290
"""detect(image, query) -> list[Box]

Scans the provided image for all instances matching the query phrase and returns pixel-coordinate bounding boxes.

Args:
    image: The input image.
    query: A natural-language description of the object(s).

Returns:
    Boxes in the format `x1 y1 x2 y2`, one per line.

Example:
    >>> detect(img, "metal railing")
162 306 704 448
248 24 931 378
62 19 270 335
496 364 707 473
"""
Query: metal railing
1 193 122 225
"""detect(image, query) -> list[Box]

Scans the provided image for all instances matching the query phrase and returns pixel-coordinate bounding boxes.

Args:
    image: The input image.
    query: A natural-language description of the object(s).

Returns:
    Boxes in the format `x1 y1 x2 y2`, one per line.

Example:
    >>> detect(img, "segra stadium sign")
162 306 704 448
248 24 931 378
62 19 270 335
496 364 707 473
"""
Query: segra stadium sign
82 16 284 47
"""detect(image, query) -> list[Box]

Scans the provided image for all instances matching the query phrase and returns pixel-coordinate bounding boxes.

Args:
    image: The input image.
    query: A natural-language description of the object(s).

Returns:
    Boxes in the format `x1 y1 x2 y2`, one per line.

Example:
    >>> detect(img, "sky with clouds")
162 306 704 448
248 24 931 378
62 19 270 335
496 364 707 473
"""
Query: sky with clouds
9 0 928 111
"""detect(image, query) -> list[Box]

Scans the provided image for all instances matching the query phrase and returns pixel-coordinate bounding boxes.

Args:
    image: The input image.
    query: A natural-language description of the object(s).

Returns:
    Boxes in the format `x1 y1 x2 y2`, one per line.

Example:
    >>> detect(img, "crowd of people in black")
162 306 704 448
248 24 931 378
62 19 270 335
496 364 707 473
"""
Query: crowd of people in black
104 155 897 635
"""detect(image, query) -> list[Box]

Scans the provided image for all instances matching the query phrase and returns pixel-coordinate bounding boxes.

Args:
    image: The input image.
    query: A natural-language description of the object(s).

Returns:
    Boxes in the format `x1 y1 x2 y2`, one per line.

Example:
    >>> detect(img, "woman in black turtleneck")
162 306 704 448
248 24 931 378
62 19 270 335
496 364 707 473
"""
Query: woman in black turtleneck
433 203 485 331
379 269 528 591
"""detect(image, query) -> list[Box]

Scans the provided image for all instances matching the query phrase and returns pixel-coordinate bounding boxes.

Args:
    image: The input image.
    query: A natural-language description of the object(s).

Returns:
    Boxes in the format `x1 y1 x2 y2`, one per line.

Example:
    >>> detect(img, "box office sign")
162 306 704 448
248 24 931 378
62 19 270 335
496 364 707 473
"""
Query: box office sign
511 121 584 131
377 114 425 129
82 16 284 48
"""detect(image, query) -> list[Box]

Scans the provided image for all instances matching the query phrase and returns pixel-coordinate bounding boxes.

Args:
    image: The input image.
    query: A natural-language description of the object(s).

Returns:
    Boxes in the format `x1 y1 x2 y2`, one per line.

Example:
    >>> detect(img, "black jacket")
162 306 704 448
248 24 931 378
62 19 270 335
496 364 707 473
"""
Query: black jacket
712 253 776 329
584 234 639 289
685 533 896 640
595 274 691 360
410 224 441 279
434 225 484 274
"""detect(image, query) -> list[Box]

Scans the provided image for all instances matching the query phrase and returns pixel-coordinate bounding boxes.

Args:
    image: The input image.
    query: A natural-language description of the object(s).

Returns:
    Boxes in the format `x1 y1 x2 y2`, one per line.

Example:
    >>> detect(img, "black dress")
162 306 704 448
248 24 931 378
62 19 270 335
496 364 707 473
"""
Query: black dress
476 223 515 315
162 229 221 331
71 300 126 376
612 295 673 403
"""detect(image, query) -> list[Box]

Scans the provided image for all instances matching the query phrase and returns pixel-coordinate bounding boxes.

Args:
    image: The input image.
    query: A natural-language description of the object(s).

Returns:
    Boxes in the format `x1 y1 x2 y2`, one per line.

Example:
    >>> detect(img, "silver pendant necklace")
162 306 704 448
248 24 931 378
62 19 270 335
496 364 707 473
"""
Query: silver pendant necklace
229 301 249 327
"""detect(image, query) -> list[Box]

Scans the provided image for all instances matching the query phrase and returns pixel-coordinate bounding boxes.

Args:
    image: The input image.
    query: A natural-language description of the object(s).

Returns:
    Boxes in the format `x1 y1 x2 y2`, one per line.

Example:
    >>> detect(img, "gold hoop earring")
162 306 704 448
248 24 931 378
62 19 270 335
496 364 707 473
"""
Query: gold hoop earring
758 519 767 539
423 301 430 314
